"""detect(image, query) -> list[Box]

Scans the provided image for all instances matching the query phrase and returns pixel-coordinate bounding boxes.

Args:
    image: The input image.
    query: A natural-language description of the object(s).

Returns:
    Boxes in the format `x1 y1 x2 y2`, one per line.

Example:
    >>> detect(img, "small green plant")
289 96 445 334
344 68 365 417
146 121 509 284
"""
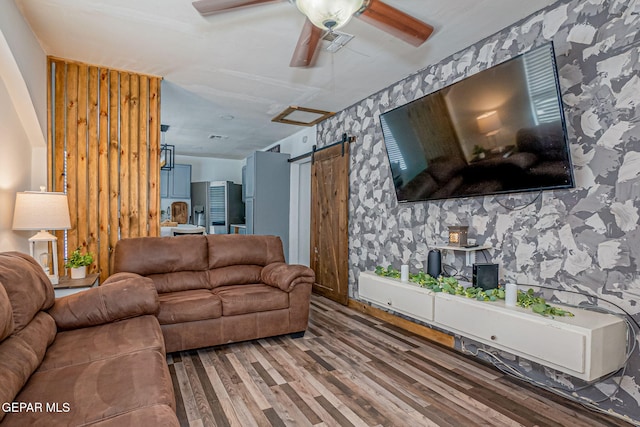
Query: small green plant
374 265 401 279
472 145 487 156
517 288 574 317
64 247 94 268
374 266 572 317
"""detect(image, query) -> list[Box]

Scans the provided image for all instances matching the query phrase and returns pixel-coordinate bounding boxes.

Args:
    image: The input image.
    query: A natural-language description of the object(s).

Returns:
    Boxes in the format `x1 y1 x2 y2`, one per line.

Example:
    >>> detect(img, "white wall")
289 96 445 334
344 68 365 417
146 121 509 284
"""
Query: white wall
0 1 47 139
264 126 317 159
0 77 32 252
176 155 243 184
264 127 316 266
0 2 48 252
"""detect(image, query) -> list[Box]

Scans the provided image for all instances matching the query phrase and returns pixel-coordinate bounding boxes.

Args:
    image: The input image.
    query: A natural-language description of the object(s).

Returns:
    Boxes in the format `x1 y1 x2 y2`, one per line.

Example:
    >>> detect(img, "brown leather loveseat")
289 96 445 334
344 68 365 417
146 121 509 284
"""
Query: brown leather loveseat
0 252 179 426
113 234 315 353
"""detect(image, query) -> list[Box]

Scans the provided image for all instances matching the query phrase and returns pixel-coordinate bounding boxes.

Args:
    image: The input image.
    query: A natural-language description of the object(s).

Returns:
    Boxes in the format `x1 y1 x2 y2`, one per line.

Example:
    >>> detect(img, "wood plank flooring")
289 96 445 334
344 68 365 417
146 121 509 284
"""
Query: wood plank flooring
167 295 632 427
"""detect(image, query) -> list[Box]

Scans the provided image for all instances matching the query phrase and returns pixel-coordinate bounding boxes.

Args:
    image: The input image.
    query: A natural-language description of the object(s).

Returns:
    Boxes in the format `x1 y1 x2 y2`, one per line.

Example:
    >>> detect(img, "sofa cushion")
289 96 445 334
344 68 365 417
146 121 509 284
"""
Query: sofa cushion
3 349 175 427
84 404 180 426
114 235 208 276
0 252 54 332
148 270 211 293
38 315 165 371
0 312 56 422
214 284 289 316
157 290 222 324
0 284 14 341
206 234 285 269
208 265 263 289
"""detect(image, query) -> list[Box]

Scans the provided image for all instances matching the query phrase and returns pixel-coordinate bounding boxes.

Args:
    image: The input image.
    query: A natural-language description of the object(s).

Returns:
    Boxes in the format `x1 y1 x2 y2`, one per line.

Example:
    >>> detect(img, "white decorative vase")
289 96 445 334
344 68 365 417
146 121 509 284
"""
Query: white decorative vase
70 266 87 279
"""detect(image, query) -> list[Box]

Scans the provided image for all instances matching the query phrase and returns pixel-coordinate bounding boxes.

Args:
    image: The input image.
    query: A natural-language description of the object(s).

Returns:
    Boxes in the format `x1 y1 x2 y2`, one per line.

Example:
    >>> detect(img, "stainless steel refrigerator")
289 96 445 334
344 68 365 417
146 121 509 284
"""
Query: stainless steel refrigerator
190 181 244 234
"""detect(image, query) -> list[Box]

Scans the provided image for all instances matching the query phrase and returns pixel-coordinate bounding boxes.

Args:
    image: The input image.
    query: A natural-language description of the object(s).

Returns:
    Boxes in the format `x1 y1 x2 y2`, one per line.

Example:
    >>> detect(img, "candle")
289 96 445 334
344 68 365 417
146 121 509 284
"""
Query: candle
505 283 518 307
401 265 409 282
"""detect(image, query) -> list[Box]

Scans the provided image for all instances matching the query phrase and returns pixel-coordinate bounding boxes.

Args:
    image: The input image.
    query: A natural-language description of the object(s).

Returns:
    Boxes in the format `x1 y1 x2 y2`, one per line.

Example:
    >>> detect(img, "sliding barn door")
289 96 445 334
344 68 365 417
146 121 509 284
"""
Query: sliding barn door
310 142 350 305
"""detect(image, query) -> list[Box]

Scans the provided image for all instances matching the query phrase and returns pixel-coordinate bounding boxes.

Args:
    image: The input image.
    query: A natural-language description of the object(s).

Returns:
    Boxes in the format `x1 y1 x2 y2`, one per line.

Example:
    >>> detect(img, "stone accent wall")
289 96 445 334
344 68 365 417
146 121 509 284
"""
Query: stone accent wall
317 0 640 422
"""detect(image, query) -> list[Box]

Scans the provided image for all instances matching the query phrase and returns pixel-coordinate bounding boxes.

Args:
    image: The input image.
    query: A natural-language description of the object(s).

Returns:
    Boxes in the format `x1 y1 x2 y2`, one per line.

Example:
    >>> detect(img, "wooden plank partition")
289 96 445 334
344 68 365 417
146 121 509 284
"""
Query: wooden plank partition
48 58 162 282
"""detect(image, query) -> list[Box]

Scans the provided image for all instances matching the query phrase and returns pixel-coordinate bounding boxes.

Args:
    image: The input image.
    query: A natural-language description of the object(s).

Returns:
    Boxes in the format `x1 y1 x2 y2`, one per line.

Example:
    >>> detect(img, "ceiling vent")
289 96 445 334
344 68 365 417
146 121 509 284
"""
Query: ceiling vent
322 31 354 53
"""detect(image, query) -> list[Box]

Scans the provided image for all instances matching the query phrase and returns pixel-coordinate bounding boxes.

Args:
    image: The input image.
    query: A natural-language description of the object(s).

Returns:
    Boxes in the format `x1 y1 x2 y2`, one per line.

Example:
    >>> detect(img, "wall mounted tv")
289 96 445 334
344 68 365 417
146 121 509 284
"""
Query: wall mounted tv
380 43 574 203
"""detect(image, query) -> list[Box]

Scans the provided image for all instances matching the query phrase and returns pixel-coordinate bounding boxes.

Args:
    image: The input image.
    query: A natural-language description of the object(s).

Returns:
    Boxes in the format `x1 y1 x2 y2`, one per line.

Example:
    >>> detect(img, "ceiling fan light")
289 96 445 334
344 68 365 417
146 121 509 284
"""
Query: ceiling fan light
295 0 365 30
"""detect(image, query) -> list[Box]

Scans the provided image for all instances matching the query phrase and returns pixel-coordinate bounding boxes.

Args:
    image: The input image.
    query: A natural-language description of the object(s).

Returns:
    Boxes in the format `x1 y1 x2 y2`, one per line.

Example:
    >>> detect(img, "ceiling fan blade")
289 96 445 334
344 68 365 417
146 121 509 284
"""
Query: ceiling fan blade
192 0 282 16
290 18 323 68
356 0 434 47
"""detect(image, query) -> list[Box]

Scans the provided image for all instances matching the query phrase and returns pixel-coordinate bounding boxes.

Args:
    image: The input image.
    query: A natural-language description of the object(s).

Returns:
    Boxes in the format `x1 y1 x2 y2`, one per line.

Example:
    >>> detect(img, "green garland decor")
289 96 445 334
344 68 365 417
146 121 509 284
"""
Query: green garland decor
373 265 573 317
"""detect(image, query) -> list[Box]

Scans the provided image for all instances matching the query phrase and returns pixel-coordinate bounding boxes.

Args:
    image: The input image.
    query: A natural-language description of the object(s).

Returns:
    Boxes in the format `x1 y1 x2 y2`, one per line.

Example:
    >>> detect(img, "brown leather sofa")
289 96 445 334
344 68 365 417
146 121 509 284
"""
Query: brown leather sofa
113 234 315 353
0 252 179 426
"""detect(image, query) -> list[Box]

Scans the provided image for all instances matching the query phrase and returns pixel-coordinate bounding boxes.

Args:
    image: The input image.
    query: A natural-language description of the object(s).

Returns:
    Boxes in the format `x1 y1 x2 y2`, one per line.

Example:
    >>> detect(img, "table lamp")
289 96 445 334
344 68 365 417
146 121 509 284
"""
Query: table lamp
477 110 502 150
12 188 71 285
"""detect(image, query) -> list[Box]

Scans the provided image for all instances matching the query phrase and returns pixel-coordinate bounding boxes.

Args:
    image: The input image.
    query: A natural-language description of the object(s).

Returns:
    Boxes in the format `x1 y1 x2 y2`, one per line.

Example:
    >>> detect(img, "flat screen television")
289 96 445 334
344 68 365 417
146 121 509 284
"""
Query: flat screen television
380 43 574 203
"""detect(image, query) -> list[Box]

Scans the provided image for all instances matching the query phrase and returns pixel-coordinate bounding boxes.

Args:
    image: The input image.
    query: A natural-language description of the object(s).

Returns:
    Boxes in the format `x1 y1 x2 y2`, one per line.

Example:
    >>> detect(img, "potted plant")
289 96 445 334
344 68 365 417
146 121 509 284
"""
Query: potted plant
64 247 94 279
472 144 487 159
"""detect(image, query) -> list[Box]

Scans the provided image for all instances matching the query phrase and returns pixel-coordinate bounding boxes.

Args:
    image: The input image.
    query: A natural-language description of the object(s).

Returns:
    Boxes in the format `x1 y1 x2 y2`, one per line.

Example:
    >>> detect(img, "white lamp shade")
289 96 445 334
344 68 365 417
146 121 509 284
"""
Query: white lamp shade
295 0 365 30
12 191 71 231
477 110 502 136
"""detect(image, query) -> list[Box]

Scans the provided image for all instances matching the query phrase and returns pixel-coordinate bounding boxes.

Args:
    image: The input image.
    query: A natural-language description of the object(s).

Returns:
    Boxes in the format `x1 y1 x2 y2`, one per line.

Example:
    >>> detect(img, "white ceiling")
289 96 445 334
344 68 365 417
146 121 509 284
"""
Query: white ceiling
16 0 557 159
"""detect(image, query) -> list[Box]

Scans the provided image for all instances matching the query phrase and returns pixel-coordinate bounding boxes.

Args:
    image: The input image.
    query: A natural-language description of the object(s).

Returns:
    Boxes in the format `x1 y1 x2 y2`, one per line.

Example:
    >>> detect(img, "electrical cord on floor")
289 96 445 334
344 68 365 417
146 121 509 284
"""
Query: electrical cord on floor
461 336 631 412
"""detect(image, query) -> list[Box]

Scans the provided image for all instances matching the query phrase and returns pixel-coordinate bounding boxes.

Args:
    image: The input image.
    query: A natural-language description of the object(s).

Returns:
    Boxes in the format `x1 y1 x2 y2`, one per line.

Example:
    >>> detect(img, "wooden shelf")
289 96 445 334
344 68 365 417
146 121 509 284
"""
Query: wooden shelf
55 273 99 289
434 244 491 266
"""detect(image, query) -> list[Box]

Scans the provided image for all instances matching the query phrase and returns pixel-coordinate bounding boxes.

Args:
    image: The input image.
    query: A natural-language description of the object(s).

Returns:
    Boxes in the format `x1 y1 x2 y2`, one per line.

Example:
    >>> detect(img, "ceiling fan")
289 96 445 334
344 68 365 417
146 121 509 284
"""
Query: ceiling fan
192 0 434 67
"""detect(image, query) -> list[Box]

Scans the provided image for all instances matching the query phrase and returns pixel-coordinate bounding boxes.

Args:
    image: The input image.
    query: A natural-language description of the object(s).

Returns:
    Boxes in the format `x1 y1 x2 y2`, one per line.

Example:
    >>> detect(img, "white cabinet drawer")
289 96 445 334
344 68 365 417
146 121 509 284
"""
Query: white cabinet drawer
359 272 434 323
358 271 626 381
358 272 627 381
435 294 585 373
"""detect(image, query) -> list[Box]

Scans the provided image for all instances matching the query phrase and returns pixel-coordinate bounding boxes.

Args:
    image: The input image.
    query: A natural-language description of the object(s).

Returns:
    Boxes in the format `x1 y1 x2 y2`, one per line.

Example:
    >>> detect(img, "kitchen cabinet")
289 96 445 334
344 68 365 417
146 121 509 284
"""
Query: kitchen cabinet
161 164 191 199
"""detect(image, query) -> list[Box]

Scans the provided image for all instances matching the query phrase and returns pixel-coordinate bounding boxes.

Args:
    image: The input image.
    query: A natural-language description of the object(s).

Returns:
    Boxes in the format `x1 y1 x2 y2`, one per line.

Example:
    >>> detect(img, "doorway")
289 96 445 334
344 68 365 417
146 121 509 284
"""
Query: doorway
289 160 312 266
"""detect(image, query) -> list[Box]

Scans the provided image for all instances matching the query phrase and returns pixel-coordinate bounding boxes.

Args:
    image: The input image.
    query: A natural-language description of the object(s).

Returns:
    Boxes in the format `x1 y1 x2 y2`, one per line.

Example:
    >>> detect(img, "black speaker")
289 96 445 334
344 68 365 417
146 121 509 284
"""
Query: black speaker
427 249 442 278
473 263 499 290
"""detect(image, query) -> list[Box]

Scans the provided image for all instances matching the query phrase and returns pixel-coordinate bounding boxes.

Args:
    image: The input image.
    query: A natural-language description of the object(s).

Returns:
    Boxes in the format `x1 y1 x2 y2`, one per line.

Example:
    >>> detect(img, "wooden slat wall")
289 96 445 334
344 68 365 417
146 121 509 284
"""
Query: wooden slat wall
48 58 161 283
148 78 161 236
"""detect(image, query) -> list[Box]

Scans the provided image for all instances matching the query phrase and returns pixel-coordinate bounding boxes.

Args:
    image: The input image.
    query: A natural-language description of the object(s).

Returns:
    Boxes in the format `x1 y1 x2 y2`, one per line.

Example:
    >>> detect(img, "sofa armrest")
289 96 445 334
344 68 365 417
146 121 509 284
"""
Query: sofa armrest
101 271 145 286
261 262 315 292
48 275 159 331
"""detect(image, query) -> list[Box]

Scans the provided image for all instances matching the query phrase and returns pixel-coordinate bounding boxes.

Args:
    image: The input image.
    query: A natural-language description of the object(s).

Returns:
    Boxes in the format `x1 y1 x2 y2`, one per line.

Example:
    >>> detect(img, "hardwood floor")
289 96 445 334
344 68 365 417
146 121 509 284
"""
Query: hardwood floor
167 295 631 427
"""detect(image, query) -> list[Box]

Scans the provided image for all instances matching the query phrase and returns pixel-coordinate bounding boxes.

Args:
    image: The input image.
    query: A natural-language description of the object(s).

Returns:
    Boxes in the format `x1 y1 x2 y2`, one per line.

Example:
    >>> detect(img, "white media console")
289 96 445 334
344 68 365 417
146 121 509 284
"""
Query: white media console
358 271 627 381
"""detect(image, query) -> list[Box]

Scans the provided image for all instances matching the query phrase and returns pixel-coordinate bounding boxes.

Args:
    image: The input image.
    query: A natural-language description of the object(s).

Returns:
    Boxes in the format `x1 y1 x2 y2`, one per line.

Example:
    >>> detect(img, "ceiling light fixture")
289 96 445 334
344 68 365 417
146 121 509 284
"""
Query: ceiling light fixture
160 124 174 171
294 0 365 31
